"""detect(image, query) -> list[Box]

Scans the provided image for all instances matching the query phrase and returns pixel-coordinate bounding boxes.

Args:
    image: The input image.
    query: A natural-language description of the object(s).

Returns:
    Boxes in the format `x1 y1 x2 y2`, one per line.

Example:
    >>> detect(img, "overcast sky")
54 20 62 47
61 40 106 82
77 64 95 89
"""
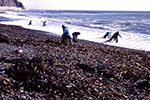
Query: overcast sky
19 0 150 11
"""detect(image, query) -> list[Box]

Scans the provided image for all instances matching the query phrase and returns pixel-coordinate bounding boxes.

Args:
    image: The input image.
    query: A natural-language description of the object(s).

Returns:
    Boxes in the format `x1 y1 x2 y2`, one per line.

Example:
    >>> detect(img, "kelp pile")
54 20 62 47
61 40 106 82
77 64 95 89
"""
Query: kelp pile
0 24 150 99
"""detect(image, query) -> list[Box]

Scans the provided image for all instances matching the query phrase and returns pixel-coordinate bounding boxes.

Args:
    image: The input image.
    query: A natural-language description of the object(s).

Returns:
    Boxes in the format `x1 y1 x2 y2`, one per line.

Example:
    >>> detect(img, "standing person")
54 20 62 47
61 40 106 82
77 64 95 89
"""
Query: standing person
61 25 72 45
72 32 80 42
105 31 121 43
28 20 32 25
43 21 46 26
103 32 111 38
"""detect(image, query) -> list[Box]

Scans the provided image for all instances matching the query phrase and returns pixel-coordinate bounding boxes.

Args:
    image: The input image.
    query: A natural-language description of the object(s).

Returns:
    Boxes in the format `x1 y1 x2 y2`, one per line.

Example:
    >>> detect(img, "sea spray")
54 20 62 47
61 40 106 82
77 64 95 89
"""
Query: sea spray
0 10 150 51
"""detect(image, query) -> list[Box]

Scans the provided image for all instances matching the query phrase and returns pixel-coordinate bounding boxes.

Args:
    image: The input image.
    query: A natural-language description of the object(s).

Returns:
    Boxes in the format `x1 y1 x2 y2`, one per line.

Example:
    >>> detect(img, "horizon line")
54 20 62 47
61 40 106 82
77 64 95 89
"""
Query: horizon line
24 8 150 12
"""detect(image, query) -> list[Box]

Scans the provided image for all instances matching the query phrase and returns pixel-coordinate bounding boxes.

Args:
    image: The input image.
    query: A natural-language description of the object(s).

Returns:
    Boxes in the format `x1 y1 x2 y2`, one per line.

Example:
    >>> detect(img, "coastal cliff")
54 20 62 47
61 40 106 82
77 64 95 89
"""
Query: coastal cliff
0 0 25 10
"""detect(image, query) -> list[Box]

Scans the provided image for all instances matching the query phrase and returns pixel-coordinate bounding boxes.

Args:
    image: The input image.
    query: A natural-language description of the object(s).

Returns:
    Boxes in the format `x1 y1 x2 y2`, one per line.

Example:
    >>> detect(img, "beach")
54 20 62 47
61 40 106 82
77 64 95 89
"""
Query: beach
1 10 150 51
0 23 150 99
0 6 23 11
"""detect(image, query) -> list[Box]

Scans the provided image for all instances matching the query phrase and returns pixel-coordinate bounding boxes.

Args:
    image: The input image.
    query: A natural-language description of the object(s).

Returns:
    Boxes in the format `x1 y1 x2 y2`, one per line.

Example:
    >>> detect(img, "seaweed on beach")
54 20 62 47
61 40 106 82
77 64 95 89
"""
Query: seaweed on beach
0 24 150 99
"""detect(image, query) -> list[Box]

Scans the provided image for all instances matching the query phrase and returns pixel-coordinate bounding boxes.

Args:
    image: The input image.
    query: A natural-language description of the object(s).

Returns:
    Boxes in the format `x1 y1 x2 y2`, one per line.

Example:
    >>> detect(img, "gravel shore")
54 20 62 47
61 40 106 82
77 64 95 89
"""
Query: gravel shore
0 24 150 100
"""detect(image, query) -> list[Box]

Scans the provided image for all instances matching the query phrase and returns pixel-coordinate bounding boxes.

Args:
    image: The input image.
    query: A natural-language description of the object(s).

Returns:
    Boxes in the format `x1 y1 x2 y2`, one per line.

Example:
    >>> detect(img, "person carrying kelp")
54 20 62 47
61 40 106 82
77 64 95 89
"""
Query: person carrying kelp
61 25 72 45
105 31 121 43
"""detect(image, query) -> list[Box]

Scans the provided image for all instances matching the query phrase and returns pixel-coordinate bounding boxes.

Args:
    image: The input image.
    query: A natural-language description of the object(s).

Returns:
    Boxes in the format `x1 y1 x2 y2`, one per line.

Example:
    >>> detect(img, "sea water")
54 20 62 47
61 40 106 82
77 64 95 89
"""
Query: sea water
0 10 150 51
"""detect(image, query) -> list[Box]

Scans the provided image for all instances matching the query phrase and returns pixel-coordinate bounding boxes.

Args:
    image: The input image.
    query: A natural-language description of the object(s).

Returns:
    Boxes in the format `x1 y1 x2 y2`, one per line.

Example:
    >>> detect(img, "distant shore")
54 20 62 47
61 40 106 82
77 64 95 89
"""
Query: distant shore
0 6 23 11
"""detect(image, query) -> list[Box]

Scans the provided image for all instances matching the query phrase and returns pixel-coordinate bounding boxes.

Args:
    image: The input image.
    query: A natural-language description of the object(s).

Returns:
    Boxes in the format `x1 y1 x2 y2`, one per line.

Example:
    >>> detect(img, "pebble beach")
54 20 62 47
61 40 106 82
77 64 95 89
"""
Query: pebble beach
0 24 150 99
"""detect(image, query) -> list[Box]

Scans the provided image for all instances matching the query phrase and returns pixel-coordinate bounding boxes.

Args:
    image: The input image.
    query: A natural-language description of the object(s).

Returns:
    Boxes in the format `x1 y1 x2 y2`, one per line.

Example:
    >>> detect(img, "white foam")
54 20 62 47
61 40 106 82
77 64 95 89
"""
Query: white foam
0 11 150 51
0 6 22 11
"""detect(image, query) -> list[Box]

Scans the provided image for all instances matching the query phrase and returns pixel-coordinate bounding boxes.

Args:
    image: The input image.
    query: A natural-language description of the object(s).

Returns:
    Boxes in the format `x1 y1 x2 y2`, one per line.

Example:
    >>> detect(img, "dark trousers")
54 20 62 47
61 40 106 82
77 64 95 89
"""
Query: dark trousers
61 34 72 45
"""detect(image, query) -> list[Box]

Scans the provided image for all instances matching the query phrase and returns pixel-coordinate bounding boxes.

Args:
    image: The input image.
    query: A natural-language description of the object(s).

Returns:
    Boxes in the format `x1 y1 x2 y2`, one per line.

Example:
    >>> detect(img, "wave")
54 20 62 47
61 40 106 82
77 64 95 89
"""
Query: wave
0 10 150 51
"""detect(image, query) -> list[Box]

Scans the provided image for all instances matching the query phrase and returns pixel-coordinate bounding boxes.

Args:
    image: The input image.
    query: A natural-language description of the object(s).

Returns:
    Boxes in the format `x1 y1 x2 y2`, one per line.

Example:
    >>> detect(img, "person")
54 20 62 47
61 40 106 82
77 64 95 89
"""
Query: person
61 25 72 45
28 20 32 25
103 32 111 38
43 21 46 26
105 31 121 43
72 32 80 42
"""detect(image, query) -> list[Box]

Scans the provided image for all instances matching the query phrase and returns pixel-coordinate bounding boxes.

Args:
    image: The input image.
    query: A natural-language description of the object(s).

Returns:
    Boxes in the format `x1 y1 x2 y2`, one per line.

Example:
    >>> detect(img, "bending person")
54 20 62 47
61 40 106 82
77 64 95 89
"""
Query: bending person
72 32 80 42
103 32 111 38
61 25 72 45
105 31 121 43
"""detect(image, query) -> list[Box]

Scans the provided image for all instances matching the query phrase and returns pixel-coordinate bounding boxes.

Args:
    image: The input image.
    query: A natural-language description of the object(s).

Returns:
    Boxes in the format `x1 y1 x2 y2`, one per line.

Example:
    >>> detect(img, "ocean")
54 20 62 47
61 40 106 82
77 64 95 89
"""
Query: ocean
0 10 150 51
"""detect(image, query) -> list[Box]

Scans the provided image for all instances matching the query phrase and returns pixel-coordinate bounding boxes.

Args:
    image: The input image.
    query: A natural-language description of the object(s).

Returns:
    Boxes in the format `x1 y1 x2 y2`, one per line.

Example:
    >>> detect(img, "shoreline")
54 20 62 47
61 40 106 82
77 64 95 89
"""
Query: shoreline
0 23 150 99
0 6 23 11
1 21 149 53
1 10 150 52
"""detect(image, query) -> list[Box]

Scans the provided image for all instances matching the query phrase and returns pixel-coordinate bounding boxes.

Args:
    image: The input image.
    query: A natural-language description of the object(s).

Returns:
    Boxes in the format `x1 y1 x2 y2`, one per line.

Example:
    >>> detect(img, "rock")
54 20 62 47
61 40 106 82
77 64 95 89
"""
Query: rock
135 79 149 88
103 72 114 79
0 68 5 74
0 0 25 9
46 39 54 43
16 49 23 54
76 63 95 72
96 66 107 73
0 34 9 43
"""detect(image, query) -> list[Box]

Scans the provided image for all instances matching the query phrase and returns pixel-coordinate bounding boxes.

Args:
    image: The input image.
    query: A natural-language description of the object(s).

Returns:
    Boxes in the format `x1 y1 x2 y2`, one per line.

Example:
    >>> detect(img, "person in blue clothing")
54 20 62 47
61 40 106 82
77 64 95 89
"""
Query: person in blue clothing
61 25 72 45
103 32 111 38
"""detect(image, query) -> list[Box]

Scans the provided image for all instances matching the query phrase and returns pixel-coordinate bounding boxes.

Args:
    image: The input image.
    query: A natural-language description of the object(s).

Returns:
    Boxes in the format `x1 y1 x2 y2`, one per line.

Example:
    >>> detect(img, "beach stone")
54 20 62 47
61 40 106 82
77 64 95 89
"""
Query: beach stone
17 49 23 54
46 39 55 43
96 66 107 73
76 63 95 72
135 79 149 88
0 34 9 43
0 68 5 74
103 72 114 79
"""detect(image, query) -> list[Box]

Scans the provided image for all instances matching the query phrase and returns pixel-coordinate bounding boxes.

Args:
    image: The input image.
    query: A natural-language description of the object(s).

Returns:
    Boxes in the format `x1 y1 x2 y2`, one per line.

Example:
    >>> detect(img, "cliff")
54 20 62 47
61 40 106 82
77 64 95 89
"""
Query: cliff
0 0 25 10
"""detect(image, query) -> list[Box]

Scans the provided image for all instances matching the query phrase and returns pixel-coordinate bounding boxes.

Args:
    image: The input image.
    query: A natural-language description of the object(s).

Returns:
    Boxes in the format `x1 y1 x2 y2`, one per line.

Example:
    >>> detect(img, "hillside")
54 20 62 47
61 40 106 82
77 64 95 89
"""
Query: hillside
0 0 25 9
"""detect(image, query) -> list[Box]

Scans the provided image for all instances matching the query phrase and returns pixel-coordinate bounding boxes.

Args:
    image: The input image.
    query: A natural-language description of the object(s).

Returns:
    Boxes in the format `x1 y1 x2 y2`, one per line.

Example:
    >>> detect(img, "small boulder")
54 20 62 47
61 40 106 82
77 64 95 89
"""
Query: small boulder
135 79 149 88
15 49 23 54
0 34 9 43
77 63 95 72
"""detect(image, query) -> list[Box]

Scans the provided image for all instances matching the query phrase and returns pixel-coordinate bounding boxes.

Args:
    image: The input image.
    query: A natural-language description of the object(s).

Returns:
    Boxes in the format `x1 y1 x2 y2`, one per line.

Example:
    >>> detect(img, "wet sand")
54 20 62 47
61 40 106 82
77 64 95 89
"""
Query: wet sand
0 24 150 99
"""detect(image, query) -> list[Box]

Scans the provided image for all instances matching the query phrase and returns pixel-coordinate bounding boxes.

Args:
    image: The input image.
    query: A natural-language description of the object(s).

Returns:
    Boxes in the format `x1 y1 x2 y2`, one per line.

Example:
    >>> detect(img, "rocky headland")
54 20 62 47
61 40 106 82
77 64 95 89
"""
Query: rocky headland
0 24 150 99
0 0 25 10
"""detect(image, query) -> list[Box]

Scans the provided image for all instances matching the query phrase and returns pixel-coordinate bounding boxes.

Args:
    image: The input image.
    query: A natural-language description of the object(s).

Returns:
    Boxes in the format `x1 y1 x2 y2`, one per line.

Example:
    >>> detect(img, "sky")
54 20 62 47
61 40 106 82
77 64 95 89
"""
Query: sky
18 0 150 11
